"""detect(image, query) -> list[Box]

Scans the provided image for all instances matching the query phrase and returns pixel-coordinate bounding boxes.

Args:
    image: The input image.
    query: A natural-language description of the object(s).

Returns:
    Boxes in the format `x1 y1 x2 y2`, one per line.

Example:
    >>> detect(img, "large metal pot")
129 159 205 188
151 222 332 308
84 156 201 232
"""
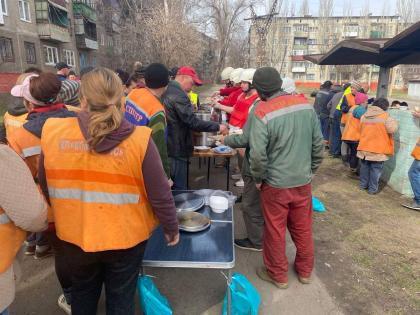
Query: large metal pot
193 111 217 146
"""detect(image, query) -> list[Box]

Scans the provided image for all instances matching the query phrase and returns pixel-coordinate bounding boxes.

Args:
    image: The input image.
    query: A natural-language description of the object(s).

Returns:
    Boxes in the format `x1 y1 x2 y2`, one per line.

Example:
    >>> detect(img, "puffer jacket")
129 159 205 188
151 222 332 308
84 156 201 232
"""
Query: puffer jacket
162 81 219 158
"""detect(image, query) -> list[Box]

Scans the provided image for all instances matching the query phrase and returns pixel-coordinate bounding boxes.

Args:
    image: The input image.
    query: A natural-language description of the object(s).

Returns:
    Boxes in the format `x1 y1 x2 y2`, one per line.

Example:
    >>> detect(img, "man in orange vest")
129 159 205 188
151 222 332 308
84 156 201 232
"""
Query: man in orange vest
402 110 420 211
357 98 398 195
0 145 47 315
125 63 171 179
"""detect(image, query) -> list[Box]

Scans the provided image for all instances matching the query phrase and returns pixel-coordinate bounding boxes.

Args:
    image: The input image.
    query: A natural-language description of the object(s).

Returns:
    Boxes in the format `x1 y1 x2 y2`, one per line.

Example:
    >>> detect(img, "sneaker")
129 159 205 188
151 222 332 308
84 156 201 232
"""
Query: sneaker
298 276 312 284
367 190 378 195
58 294 72 315
402 201 420 211
234 179 244 187
24 244 36 256
231 174 242 180
234 238 262 252
34 245 54 260
256 267 288 289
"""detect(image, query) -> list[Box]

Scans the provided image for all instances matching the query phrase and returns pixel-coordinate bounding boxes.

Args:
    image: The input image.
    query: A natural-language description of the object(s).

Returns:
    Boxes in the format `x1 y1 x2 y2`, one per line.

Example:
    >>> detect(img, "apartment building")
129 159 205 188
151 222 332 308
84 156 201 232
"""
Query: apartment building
249 15 409 88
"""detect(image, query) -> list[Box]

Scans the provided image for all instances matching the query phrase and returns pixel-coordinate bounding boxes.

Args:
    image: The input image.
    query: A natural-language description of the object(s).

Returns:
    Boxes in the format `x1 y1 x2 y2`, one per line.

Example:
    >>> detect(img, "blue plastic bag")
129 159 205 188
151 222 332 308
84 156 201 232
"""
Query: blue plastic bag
137 275 173 315
222 273 261 315
312 197 326 212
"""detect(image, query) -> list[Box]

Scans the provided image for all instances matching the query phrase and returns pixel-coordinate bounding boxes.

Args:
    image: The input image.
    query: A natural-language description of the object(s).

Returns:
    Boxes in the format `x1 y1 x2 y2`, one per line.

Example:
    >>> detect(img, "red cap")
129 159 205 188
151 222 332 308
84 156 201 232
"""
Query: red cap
177 66 203 86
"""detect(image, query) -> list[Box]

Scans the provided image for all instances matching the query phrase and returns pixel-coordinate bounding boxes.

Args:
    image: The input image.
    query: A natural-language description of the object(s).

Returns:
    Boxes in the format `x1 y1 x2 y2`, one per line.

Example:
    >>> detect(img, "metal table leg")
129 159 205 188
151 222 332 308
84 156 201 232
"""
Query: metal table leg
226 158 230 191
187 158 190 189
207 157 211 187
227 269 232 315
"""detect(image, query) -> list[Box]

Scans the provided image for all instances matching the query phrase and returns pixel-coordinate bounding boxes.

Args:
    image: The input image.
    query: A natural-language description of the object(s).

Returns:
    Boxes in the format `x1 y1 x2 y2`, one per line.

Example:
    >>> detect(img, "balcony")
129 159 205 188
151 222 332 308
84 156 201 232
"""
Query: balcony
37 23 70 43
76 36 98 50
293 31 309 38
73 2 97 22
292 67 306 73
293 44 308 50
291 55 305 61
344 31 358 38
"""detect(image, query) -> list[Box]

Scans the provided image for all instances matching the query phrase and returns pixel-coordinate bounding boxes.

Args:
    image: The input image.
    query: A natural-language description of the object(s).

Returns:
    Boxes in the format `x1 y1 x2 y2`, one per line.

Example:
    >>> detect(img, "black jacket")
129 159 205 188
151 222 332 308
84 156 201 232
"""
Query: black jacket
313 88 334 117
162 81 219 158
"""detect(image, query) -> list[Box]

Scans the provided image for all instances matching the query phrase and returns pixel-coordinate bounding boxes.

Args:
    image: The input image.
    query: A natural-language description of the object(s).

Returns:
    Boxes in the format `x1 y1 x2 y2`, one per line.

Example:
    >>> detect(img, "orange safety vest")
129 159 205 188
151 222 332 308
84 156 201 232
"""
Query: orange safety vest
341 93 356 125
412 138 420 160
41 117 159 252
125 88 165 126
0 207 27 273
3 112 28 138
357 112 394 155
342 105 361 142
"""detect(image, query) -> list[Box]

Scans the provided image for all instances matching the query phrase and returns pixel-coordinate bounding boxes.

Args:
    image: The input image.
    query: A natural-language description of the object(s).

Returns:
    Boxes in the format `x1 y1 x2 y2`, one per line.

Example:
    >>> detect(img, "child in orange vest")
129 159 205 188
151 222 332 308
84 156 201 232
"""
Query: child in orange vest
357 98 398 194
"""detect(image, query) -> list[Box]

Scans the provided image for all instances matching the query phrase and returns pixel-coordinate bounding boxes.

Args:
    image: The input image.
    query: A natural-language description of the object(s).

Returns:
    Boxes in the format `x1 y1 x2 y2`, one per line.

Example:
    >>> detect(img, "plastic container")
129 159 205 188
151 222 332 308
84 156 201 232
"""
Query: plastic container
209 190 236 207
209 196 229 213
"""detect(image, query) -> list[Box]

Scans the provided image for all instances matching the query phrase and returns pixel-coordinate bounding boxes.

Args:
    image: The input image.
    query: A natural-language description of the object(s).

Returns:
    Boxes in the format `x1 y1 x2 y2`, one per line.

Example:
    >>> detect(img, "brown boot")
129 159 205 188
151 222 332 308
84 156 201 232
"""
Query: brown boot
256 267 288 289
298 276 312 284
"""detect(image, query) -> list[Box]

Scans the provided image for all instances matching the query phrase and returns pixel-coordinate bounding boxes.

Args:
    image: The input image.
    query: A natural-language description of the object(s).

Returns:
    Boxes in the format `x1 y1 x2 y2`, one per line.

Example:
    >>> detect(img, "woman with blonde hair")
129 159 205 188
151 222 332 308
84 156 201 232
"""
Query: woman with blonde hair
38 67 179 315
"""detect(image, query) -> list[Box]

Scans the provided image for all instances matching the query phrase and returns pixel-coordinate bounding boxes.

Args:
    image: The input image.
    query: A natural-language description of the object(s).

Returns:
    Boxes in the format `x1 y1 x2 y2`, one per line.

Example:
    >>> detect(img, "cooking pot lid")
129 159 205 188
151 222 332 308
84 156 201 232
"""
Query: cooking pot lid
174 192 205 212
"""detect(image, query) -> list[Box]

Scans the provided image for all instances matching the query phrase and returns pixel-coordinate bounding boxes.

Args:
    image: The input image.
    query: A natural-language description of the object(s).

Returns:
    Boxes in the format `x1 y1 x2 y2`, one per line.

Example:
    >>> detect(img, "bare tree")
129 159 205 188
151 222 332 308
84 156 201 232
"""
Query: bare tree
397 0 416 28
317 0 334 81
299 0 310 17
194 0 259 81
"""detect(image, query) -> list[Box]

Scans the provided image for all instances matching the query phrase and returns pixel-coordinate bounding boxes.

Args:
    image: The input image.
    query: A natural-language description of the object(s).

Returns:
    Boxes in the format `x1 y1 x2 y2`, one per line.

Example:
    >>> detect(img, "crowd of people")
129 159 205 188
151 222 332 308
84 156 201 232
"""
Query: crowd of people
0 60 418 315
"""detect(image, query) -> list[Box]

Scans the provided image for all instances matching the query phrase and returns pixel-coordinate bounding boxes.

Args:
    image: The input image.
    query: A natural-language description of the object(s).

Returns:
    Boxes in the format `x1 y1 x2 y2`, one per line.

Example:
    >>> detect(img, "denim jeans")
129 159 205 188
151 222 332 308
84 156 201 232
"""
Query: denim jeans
26 232 49 247
170 157 188 190
330 110 342 156
360 160 384 193
319 116 330 141
0 308 9 315
58 240 147 315
408 160 420 204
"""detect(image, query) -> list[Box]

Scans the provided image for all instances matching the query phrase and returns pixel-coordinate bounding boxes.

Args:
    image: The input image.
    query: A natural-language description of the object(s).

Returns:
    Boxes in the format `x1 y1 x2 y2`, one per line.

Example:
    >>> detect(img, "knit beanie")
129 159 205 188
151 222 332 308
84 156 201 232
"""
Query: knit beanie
253 67 283 94
145 63 169 89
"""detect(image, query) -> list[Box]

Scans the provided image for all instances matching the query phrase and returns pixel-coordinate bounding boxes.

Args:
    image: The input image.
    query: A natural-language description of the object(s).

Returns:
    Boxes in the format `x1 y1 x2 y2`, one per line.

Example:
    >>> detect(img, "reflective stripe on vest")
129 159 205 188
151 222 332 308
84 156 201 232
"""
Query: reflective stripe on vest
357 112 394 155
262 103 313 124
42 117 159 252
48 188 140 205
0 213 11 224
22 145 41 158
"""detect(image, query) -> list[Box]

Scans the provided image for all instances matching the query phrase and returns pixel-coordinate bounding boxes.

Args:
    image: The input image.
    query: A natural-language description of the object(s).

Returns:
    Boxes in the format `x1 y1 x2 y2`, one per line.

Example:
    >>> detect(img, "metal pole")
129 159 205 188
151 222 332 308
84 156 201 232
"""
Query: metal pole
377 67 391 99
227 269 232 315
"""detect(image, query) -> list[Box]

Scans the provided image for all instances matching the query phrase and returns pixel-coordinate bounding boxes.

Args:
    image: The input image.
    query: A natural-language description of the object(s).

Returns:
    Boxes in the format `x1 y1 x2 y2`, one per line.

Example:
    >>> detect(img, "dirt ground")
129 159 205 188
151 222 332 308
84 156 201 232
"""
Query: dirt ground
311 155 420 314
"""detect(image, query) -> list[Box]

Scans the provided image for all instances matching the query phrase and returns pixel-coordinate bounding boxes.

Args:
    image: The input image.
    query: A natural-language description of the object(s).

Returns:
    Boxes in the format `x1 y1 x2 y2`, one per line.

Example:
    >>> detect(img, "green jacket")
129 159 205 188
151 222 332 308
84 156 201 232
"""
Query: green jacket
223 101 259 177
248 93 324 188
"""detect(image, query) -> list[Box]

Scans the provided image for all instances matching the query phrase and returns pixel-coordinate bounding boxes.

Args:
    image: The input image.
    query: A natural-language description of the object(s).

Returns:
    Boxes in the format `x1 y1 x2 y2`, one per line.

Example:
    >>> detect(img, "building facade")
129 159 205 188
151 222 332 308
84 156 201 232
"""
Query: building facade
249 15 412 89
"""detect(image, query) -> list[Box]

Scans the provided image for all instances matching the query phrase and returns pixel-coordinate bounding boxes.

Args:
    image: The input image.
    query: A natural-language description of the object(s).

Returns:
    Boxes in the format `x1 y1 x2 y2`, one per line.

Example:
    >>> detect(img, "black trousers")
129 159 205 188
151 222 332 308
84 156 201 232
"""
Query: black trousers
346 141 360 170
57 239 147 315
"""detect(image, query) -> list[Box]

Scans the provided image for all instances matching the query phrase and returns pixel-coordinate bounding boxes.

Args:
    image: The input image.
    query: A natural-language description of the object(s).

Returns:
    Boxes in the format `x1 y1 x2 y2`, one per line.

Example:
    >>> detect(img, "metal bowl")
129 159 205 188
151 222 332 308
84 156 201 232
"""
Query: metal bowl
174 192 205 212
177 211 211 233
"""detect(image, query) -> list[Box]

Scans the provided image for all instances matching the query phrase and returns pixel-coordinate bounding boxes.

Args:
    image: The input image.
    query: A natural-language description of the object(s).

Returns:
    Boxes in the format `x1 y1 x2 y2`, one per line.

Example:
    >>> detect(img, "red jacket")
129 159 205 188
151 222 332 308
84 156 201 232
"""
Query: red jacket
219 86 240 96
229 92 259 128
219 87 242 107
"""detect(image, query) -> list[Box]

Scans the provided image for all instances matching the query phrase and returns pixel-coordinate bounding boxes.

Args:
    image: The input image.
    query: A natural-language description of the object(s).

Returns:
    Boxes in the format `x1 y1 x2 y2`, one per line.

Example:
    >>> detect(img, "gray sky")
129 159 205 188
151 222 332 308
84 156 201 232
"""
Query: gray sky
258 0 400 16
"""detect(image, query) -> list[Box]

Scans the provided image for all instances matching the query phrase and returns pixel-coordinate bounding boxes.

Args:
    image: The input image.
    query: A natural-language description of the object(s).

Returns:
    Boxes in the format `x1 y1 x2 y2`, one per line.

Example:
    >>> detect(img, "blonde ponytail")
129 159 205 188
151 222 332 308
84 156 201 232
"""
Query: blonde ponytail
80 68 124 149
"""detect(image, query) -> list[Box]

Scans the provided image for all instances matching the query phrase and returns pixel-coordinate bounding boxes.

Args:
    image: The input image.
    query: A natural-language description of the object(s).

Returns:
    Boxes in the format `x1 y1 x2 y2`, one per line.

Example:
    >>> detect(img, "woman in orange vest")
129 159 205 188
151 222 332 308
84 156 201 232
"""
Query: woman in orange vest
38 68 179 315
0 145 47 315
357 98 398 195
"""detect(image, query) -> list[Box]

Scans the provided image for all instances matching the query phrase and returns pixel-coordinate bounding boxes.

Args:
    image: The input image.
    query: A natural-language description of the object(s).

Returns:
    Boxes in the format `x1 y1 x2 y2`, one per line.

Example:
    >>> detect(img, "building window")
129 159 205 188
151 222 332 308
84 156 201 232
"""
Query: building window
0 0 7 15
64 49 75 67
18 0 31 22
306 74 315 81
24 42 36 64
0 37 14 62
308 38 317 45
44 45 58 65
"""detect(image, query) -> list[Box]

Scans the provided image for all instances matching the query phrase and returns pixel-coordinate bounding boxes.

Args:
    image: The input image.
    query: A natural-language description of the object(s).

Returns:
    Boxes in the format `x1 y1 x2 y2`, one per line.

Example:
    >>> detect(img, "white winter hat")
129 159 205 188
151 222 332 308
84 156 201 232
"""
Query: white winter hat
229 68 244 84
281 77 296 94
221 67 234 81
240 68 256 84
